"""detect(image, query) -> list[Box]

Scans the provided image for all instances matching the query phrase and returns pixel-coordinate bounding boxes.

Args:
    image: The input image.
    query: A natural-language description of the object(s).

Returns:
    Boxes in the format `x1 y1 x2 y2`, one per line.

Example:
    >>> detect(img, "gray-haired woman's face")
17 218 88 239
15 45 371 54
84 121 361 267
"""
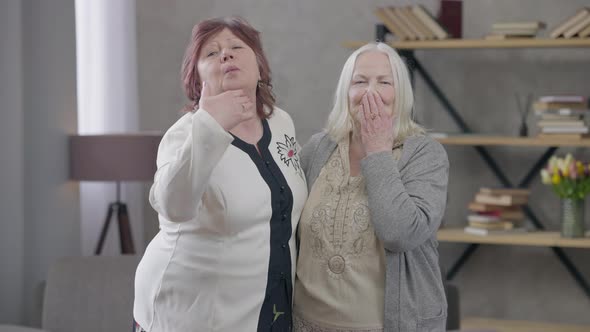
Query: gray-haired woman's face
348 51 395 118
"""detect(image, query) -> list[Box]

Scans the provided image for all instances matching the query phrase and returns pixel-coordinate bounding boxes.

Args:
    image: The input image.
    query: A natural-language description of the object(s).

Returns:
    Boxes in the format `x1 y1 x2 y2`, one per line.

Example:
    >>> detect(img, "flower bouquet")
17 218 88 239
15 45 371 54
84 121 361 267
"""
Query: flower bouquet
540 153 589 238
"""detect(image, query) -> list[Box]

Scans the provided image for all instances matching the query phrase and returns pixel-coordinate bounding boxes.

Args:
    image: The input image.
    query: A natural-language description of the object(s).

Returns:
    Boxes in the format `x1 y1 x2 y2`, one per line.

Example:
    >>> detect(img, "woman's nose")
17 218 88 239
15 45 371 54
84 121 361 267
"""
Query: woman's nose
221 50 234 62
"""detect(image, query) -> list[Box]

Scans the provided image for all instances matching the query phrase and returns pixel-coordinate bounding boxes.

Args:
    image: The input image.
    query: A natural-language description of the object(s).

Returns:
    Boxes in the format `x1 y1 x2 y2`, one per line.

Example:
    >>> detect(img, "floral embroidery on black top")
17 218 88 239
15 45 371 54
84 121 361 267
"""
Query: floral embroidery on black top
276 134 304 180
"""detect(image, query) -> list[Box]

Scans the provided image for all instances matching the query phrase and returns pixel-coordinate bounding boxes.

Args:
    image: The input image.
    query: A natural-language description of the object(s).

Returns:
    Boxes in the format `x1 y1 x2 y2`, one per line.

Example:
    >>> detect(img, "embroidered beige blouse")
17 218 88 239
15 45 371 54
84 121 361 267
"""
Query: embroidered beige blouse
294 138 386 331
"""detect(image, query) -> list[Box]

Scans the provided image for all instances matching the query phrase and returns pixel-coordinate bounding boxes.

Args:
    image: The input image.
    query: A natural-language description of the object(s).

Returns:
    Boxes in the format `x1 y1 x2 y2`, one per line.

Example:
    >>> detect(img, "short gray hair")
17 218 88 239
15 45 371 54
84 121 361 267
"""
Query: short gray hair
325 42 424 143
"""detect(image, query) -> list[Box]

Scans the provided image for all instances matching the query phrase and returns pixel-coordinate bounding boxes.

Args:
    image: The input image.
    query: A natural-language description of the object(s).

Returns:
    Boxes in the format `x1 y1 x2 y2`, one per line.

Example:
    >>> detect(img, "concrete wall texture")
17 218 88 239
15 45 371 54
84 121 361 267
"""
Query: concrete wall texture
137 0 590 325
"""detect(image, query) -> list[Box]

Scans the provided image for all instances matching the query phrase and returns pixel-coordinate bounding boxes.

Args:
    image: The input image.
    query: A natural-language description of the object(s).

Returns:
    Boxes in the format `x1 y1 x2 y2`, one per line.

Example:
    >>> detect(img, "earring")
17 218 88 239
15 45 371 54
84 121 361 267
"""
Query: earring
257 80 264 88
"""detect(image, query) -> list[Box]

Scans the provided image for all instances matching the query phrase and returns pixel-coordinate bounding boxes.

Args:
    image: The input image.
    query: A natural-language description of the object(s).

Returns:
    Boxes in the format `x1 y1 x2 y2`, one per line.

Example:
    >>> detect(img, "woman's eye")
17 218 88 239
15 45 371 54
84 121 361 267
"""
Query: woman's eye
232 45 243 50
380 81 392 85
353 81 366 85
206 51 218 57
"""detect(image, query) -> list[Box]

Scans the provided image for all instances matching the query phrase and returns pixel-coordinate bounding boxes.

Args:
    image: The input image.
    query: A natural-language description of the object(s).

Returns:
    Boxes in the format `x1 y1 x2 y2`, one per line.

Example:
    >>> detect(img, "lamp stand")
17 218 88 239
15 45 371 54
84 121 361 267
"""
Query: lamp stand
95 182 136 255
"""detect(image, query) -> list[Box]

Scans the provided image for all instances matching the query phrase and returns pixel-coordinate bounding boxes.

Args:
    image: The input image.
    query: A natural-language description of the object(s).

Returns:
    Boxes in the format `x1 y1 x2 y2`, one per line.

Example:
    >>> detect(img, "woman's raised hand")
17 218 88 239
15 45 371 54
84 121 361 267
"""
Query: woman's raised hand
198 81 256 131
358 91 395 155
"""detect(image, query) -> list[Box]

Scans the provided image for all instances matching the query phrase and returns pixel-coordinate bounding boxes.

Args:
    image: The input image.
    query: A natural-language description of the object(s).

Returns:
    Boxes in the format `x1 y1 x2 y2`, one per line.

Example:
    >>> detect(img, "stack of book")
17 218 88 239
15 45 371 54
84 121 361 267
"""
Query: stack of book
550 7 590 38
485 21 546 40
374 5 449 41
534 95 590 139
464 188 529 236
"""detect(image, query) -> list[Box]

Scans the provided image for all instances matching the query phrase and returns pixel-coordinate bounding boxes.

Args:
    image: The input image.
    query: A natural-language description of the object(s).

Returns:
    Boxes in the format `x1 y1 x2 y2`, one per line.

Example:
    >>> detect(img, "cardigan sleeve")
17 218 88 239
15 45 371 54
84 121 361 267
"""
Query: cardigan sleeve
149 110 234 222
360 136 449 253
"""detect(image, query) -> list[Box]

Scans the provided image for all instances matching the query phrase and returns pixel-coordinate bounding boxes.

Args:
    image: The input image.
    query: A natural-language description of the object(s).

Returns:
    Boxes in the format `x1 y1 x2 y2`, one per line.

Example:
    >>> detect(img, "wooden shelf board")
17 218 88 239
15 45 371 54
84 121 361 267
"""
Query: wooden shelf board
433 135 590 147
460 317 590 332
343 38 590 50
438 228 590 248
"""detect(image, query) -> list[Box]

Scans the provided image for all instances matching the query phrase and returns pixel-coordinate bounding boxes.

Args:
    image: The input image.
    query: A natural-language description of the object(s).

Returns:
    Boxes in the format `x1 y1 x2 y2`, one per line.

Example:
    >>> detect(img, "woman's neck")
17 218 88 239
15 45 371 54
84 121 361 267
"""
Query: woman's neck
348 131 365 176
230 95 262 146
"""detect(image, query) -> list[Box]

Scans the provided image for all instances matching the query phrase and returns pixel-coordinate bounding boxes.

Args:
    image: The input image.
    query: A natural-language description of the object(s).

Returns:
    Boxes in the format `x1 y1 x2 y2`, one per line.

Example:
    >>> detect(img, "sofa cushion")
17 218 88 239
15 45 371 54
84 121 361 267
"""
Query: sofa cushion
0 325 47 332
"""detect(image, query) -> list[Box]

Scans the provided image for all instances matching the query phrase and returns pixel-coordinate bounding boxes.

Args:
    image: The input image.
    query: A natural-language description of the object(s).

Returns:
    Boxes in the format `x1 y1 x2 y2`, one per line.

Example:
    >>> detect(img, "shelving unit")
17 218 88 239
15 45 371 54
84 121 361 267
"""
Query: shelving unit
435 135 590 147
438 228 590 248
347 29 590 329
343 38 590 49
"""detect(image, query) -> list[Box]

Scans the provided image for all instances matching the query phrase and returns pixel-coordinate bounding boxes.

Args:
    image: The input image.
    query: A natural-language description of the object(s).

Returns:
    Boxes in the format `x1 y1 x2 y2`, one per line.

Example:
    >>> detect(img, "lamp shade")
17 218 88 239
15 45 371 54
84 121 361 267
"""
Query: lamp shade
69 133 162 181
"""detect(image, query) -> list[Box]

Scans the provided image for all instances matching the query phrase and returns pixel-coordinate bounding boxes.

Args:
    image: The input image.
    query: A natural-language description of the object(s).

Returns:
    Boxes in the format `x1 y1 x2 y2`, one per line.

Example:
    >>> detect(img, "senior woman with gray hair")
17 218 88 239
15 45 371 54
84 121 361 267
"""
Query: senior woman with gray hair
293 42 449 332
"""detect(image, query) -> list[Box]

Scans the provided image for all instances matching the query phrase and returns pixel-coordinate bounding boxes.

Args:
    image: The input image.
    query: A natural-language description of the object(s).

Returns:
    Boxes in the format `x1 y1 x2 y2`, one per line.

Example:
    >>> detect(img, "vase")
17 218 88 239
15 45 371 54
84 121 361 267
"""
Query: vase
561 198 586 238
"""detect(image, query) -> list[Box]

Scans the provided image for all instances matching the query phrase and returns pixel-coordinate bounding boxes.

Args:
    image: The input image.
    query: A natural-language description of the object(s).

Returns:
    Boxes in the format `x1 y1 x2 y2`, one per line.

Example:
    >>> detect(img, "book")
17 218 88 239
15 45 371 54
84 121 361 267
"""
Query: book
438 0 462 38
468 202 520 212
580 23 590 38
467 214 500 223
549 8 590 38
541 126 589 134
393 7 423 40
540 114 582 121
412 5 449 40
537 120 586 127
464 226 527 236
533 101 588 110
492 21 546 30
479 187 530 196
534 109 590 117
474 193 528 206
539 95 587 103
478 209 525 221
485 34 535 40
403 6 436 39
563 14 590 38
384 7 416 40
375 7 409 40
490 27 539 35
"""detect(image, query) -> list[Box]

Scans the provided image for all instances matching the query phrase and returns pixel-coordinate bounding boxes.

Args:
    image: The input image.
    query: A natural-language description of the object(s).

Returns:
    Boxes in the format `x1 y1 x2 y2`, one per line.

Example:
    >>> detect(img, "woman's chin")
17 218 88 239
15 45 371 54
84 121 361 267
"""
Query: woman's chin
222 79 254 92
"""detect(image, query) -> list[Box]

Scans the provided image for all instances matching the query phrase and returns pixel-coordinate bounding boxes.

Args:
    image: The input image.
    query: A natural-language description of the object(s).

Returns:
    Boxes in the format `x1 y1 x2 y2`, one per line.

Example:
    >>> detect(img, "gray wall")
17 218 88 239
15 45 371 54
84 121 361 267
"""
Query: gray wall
0 0 80 325
21 0 80 324
0 0 25 324
137 0 590 325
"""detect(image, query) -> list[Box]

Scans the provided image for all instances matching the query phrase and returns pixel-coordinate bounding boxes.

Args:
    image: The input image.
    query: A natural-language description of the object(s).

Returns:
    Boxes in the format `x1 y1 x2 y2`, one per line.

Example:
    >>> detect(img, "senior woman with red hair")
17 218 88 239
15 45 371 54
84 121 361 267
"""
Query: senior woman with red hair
133 17 307 332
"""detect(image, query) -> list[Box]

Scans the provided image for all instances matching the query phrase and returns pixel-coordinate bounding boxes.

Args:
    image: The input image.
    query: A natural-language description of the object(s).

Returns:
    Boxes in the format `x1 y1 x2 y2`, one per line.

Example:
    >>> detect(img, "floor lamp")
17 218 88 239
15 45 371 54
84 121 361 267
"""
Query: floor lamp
69 134 162 255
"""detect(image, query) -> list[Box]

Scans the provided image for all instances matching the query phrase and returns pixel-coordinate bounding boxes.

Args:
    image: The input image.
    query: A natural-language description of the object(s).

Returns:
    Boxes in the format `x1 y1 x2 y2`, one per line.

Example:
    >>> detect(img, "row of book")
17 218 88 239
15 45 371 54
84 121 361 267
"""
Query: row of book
550 7 590 39
485 21 546 40
374 5 448 41
464 188 529 236
534 95 590 139
376 6 590 41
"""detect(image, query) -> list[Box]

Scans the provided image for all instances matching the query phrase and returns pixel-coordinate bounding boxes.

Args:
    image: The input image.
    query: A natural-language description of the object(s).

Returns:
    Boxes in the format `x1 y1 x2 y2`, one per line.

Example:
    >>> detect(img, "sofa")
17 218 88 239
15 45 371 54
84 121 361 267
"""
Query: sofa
0 256 460 331
0 255 140 332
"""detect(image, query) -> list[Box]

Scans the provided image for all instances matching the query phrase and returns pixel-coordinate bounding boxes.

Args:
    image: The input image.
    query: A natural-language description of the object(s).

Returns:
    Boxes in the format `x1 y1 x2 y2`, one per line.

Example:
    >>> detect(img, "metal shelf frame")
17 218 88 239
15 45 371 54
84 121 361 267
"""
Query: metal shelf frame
373 25 590 300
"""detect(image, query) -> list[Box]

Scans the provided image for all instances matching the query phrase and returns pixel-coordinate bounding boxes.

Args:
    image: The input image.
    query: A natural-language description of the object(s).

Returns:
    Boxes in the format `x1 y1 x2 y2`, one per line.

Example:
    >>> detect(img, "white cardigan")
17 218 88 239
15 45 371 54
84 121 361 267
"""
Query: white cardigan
134 107 307 332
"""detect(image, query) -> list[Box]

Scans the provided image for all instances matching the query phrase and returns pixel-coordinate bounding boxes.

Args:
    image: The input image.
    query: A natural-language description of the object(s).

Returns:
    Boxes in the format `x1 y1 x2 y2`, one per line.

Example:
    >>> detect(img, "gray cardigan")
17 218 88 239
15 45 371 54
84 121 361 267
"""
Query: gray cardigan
299 132 449 332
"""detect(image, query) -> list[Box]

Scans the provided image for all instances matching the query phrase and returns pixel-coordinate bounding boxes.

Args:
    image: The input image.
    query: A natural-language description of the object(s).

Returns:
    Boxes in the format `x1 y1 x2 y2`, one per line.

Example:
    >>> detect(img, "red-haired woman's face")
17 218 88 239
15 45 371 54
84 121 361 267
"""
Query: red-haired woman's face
197 28 260 95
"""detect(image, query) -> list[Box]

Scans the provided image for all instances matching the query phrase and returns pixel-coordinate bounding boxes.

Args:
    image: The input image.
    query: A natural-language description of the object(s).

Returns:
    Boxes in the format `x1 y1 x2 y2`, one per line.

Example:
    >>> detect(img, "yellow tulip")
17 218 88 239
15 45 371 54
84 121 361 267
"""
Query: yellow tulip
552 173 561 185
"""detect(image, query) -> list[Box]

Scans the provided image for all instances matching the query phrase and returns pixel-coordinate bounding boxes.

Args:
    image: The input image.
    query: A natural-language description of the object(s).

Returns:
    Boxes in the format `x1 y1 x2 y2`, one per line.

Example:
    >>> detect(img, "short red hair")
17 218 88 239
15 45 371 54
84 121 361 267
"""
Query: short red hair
181 16 275 118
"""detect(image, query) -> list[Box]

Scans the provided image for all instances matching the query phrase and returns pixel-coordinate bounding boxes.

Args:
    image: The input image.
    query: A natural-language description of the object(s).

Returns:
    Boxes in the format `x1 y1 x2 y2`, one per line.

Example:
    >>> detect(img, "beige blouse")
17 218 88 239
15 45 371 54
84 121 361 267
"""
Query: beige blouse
294 138 386 332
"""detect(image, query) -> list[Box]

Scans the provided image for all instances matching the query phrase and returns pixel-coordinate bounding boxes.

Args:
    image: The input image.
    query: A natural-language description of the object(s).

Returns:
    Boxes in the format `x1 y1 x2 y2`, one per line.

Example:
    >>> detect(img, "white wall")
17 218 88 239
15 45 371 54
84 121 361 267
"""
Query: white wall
0 0 25 324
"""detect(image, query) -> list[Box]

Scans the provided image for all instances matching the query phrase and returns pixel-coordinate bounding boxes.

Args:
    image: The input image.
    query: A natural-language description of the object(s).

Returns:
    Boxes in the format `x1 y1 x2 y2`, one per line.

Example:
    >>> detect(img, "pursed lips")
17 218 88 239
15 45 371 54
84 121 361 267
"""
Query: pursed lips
223 65 239 74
